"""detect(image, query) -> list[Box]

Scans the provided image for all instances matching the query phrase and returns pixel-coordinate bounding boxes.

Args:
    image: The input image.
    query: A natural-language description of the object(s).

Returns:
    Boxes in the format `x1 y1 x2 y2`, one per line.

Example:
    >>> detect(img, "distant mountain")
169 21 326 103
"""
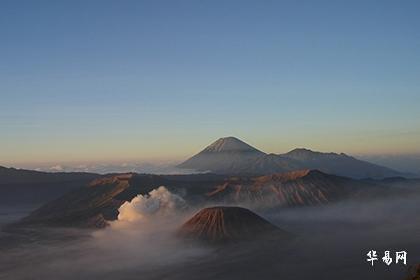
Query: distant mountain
280 148 402 179
177 206 290 243
16 170 400 228
177 137 265 174
0 166 99 205
178 137 404 179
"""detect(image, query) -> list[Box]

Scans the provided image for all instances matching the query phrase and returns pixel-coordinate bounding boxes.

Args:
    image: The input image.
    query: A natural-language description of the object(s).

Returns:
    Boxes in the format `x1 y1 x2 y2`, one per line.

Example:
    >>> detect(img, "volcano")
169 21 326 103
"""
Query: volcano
177 137 265 174
177 206 289 243
177 136 403 178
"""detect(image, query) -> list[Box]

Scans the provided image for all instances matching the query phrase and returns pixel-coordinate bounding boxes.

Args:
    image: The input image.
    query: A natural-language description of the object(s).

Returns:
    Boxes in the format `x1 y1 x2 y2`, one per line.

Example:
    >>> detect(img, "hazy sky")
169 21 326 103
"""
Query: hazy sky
1 0 420 165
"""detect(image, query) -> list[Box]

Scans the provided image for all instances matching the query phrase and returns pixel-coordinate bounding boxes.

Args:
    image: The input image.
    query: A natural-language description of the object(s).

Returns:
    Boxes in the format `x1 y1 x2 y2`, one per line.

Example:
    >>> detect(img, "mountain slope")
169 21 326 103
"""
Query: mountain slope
19 174 133 227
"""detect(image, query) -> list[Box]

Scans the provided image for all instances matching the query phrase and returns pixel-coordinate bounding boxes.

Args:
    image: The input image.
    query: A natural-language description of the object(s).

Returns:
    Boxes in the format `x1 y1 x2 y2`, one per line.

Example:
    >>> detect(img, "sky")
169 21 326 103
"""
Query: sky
1 0 420 167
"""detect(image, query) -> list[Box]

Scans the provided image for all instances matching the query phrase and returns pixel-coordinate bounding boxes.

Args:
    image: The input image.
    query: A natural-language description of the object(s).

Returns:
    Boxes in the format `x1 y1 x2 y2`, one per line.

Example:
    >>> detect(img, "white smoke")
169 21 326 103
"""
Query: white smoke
116 186 186 223
85 186 209 271
0 188 211 280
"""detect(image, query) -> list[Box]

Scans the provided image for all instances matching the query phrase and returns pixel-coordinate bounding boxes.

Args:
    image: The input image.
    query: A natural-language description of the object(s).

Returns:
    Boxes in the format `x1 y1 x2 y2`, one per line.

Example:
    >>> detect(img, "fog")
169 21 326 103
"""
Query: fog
1 187 419 280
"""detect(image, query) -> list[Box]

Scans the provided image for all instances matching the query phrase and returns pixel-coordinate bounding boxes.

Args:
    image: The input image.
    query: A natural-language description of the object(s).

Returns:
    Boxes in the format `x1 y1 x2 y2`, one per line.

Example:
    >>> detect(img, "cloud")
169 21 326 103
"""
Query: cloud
49 165 64 172
33 161 204 175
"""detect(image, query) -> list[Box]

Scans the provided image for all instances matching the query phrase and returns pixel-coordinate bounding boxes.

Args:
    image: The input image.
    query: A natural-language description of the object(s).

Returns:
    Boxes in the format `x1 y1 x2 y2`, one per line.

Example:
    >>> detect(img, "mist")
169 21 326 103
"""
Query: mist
1 186 420 280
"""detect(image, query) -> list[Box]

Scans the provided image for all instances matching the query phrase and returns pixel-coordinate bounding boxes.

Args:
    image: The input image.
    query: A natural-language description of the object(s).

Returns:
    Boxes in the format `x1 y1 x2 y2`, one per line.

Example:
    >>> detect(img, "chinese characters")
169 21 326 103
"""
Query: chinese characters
367 250 407 266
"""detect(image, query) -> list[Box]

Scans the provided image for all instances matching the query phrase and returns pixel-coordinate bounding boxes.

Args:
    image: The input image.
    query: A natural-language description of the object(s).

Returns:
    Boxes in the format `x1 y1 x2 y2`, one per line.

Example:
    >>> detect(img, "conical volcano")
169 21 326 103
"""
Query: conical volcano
177 137 265 173
178 206 289 243
201 137 263 153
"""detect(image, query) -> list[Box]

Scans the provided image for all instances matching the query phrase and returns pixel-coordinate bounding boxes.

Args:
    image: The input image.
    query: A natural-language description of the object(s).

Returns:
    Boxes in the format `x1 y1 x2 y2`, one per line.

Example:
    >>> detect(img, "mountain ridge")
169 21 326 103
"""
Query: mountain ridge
178 137 404 179
0 165 100 205
14 169 404 228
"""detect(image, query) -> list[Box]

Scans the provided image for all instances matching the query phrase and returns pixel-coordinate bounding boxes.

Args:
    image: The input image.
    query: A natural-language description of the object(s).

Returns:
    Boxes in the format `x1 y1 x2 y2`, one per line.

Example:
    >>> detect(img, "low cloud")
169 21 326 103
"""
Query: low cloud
33 162 203 175
49 165 64 172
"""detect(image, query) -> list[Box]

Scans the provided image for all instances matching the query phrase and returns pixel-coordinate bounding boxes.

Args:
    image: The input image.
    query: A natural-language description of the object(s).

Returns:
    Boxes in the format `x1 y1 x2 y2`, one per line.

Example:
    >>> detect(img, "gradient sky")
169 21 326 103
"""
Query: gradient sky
1 0 420 166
